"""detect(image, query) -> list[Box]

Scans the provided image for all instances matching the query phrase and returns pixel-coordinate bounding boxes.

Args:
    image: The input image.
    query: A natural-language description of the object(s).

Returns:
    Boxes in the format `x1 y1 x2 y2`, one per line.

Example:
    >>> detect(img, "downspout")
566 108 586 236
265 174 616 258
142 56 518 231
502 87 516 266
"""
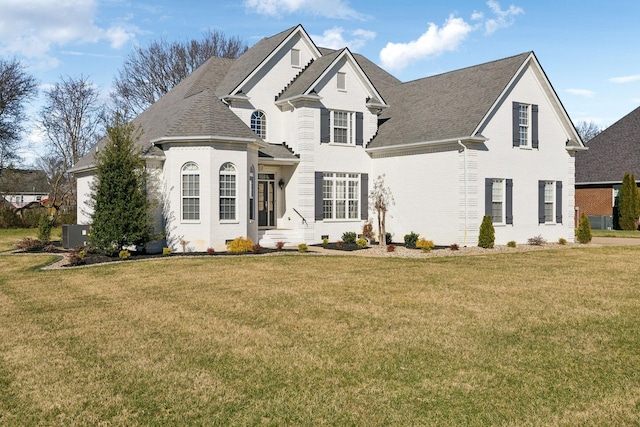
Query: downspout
458 140 468 246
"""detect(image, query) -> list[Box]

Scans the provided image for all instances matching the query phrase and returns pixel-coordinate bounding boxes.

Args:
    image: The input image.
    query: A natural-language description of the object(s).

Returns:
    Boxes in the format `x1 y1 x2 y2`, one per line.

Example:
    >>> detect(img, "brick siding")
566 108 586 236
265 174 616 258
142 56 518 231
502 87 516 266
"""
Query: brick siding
575 187 613 216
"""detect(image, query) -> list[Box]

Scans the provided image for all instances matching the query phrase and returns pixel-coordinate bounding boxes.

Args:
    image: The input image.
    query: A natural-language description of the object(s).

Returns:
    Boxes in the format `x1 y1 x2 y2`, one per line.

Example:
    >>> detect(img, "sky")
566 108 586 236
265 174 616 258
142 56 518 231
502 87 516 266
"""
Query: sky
1 0 639 165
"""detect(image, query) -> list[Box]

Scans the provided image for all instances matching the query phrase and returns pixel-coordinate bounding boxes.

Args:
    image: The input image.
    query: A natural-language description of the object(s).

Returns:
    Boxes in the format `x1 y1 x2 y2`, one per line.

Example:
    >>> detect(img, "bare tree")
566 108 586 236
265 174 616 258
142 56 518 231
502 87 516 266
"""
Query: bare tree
369 175 395 247
0 58 38 169
112 30 248 116
39 75 104 220
575 120 603 143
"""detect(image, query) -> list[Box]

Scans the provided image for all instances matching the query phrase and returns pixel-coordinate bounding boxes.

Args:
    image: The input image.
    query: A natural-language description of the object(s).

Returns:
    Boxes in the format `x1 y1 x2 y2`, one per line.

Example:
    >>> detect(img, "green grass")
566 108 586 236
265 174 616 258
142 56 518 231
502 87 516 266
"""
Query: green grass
591 229 640 238
1 248 640 425
0 228 62 252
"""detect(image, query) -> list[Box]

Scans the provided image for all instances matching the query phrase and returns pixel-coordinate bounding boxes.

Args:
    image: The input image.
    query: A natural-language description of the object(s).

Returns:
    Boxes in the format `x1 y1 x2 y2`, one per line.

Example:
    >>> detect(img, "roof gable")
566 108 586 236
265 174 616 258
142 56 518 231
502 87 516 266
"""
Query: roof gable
576 106 640 184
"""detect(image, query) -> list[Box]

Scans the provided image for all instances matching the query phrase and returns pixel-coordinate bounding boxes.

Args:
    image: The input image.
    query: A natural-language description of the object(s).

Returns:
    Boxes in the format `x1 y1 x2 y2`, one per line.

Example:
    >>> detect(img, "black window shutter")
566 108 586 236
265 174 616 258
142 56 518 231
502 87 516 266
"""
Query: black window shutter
556 180 563 223
485 178 493 216
315 172 324 220
506 179 513 224
538 180 545 224
512 102 520 147
355 112 364 146
532 104 539 149
320 109 330 143
360 173 368 219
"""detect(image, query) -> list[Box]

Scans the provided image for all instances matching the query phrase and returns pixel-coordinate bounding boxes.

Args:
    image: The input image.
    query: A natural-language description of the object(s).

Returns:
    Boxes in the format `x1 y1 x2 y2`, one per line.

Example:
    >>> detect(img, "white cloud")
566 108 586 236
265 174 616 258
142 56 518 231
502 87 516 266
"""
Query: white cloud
243 0 367 20
379 15 473 70
0 0 137 60
312 27 376 51
484 0 524 34
378 1 523 71
609 74 640 84
566 88 595 98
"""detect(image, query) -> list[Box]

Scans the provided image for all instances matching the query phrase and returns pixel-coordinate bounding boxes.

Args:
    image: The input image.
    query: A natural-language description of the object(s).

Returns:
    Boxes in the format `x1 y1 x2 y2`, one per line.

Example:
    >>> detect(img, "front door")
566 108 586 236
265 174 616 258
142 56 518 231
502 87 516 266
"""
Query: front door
258 173 275 227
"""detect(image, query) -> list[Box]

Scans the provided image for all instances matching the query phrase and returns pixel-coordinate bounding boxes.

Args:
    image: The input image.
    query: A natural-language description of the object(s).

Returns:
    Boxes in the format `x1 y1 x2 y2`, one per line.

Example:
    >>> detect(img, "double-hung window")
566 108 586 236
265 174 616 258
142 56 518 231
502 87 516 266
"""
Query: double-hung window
250 110 266 139
332 111 352 144
544 181 554 223
181 162 200 221
538 180 562 224
220 163 236 221
491 179 504 224
322 172 360 220
485 178 512 225
519 104 529 147
513 102 539 148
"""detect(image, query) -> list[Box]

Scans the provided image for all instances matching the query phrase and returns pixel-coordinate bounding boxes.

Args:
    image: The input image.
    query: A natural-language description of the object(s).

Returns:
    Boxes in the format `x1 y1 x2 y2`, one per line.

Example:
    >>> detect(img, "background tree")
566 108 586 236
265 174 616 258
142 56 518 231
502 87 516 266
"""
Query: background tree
618 172 640 231
575 120 602 143
0 58 38 168
89 114 154 255
112 30 248 116
39 75 104 220
369 174 394 247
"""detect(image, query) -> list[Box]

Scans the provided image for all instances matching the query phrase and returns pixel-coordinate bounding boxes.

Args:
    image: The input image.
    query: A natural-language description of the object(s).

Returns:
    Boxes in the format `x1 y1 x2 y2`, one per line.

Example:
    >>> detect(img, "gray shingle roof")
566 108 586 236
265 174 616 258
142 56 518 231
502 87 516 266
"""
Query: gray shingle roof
368 52 532 149
0 169 49 193
576 106 640 184
216 26 299 97
259 143 299 161
277 50 342 100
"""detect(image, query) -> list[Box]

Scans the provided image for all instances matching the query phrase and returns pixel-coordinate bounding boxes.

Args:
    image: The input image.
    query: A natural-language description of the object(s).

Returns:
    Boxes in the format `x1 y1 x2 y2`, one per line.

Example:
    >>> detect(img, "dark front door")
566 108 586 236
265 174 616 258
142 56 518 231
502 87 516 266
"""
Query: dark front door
258 174 275 227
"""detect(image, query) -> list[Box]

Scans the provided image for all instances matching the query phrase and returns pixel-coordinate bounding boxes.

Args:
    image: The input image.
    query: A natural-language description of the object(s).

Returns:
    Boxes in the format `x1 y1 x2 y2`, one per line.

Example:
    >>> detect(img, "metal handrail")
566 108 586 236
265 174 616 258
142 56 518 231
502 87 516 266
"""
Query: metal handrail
292 208 308 226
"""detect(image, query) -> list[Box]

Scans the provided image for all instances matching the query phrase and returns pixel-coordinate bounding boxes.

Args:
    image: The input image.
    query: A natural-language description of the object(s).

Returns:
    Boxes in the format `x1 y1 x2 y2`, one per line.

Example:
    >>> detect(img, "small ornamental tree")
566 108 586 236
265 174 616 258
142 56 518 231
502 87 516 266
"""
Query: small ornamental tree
369 174 394 248
576 212 592 244
618 172 640 231
478 215 495 248
89 114 154 255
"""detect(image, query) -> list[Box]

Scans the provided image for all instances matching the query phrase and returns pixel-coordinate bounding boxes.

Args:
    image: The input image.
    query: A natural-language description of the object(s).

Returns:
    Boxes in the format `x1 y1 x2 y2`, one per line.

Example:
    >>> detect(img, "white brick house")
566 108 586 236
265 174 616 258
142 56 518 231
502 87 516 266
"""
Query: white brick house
71 25 584 252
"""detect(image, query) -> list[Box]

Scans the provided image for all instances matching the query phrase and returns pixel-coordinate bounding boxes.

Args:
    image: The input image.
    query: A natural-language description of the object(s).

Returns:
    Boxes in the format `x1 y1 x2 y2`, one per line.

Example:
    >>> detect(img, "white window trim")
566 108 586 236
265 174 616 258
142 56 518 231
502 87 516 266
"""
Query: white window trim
544 180 555 224
329 110 355 145
250 110 267 140
518 103 531 148
181 162 200 223
491 179 505 225
322 172 360 221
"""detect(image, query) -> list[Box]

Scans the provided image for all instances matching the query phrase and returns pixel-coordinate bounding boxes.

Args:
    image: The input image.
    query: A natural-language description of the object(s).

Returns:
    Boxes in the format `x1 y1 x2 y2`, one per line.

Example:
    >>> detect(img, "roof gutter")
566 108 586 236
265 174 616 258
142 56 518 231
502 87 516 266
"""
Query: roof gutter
365 135 487 155
275 93 322 106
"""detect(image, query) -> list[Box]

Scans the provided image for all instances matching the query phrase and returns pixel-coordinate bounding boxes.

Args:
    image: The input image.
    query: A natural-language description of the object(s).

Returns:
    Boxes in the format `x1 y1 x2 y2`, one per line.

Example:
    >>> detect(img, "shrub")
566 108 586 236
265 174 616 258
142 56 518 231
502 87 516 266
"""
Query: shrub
15 237 45 252
119 249 131 260
528 235 546 246
404 231 420 248
450 243 459 251
276 241 285 250
507 240 517 248
478 215 495 248
385 232 393 245
162 247 172 255
297 243 308 253
416 238 435 252
576 212 592 244
322 237 329 246
356 237 368 249
226 236 254 253
386 244 396 252
67 249 85 266
336 240 344 249
206 247 215 255
37 214 53 241
362 221 375 241
558 237 567 245
342 231 357 244
252 244 262 254
0 205 23 228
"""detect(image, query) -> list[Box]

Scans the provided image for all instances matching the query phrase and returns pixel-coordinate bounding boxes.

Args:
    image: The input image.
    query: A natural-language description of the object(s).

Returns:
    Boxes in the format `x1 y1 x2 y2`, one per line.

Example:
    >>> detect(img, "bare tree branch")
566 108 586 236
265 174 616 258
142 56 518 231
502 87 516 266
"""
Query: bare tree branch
575 120 603 143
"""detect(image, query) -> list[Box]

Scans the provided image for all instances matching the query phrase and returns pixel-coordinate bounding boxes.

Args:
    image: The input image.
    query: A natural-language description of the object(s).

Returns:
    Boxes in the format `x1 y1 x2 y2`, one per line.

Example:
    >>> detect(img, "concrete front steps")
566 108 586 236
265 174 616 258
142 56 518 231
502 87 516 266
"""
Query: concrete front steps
258 229 304 248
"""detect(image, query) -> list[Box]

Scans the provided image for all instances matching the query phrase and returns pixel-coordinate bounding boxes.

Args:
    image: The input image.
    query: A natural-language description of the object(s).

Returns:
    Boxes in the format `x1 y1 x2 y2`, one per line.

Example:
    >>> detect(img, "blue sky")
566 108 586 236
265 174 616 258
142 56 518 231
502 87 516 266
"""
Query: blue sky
1 0 639 164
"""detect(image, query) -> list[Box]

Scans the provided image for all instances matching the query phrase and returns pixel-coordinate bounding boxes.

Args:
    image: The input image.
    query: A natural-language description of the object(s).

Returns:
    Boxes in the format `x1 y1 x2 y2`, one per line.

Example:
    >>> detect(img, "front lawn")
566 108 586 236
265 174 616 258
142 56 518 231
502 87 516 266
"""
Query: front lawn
1 247 640 425
591 229 640 238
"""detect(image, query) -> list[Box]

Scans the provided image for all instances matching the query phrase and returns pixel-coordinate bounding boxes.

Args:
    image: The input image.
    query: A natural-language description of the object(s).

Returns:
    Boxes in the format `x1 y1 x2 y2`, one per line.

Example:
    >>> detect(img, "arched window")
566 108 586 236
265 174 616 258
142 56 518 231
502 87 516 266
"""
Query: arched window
249 166 255 221
181 162 199 221
251 110 266 139
220 162 237 220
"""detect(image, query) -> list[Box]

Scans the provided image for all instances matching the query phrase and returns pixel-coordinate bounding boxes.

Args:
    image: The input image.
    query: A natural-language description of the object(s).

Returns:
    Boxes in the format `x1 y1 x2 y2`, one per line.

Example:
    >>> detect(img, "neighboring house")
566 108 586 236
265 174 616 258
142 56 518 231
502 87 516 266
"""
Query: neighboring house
71 25 584 252
575 106 640 229
0 168 50 209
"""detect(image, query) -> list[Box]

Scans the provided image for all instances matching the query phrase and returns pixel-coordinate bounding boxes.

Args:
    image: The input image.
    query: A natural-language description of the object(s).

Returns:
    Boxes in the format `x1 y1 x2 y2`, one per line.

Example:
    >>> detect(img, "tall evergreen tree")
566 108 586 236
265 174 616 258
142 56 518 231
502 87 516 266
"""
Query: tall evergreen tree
618 172 640 231
89 114 154 254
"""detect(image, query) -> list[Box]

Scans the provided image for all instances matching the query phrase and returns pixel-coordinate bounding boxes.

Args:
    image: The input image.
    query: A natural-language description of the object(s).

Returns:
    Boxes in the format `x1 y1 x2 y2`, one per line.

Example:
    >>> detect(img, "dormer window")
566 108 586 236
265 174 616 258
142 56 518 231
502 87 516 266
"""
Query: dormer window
337 72 346 91
291 49 300 67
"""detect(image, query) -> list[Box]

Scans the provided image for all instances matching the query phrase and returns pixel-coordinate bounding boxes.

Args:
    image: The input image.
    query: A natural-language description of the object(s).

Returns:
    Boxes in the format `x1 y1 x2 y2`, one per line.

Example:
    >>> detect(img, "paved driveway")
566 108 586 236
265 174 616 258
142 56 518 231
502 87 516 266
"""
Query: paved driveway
591 237 640 246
